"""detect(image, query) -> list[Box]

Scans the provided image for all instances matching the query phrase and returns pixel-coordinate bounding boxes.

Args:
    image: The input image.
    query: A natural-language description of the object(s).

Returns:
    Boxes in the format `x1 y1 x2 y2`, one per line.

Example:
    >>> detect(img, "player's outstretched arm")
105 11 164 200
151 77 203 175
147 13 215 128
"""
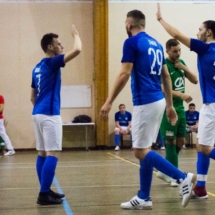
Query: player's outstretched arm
64 25 82 64
161 65 178 126
100 63 133 121
156 3 190 48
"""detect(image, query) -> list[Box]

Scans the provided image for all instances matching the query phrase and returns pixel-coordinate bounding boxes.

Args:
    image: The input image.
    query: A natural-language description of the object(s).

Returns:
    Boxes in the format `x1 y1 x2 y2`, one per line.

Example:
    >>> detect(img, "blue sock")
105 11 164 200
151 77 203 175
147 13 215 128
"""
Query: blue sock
138 159 153 200
159 135 165 147
144 151 185 183
209 148 215 160
115 134 120 146
40 156 58 193
196 152 210 186
36 156 46 184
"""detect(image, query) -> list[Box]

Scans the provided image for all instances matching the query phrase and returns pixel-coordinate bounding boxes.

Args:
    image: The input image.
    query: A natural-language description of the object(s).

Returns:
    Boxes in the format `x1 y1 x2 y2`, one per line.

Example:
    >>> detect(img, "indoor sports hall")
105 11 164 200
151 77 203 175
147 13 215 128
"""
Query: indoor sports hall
0 0 215 214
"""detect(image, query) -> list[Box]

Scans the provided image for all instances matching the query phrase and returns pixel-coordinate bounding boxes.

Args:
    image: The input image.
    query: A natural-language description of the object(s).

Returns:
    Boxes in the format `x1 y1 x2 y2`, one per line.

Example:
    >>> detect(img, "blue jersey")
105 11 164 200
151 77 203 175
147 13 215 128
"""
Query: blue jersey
190 39 215 103
31 54 65 115
121 32 165 105
115 111 132 127
185 110 199 126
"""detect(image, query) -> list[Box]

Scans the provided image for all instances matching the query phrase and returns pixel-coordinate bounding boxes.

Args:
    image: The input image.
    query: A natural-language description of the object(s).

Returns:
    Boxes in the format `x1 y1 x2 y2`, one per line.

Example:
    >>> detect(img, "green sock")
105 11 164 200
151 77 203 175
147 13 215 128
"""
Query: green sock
165 144 178 168
1 143 5 151
0 136 4 143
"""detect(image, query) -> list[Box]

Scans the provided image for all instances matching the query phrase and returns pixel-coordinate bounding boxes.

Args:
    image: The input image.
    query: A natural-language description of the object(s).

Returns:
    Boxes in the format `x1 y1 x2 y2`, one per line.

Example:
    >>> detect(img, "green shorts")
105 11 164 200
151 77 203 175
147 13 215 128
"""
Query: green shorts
160 110 186 139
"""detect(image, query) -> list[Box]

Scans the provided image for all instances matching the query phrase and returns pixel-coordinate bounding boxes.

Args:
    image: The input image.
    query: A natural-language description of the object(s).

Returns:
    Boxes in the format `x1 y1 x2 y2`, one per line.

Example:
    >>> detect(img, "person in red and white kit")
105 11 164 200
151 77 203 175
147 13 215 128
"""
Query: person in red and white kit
0 95 15 156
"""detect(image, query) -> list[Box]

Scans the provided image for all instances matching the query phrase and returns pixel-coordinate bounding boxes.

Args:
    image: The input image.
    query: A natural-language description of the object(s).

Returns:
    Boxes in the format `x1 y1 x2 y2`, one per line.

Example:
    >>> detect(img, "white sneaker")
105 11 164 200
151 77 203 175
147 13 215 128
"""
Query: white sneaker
157 171 171 183
170 179 179 187
160 146 165 150
180 173 197 207
115 146 120 151
120 195 152 210
4 150 15 156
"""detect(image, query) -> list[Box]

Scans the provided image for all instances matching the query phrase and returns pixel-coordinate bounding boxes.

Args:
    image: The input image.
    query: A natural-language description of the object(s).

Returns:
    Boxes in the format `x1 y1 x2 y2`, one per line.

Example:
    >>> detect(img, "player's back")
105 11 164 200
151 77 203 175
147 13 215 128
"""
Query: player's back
191 39 215 103
31 55 64 115
122 32 165 106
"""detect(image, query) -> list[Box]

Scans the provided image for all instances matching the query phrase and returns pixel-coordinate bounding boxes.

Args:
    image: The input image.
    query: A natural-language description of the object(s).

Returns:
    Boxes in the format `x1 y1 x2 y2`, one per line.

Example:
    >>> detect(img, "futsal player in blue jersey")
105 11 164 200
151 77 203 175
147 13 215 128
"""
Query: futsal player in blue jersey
31 25 81 205
100 10 196 209
114 104 132 151
185 103 199 133
157 3 215 200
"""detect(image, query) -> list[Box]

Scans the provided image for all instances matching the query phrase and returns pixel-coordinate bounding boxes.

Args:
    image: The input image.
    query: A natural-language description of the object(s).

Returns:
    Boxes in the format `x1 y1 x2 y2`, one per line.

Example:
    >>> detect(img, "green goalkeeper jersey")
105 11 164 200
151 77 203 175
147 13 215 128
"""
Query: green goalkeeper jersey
166 58 186 112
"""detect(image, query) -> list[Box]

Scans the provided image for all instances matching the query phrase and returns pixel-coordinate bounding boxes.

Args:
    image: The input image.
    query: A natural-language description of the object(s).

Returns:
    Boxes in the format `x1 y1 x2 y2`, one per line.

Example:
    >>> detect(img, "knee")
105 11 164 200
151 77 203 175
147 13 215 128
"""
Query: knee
133 148 149 160
165 139 175 145
38 151 46 157
200 148 211 156
46 151 60 158
114 128 120 135
198 145 212 156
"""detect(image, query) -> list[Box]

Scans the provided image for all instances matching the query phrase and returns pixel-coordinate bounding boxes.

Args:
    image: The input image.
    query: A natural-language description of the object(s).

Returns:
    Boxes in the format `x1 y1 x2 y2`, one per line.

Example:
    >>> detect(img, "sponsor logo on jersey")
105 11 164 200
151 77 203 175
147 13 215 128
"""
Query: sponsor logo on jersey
174 77 185 91
170 71 175 75
166 131 174 137
35 68 40 73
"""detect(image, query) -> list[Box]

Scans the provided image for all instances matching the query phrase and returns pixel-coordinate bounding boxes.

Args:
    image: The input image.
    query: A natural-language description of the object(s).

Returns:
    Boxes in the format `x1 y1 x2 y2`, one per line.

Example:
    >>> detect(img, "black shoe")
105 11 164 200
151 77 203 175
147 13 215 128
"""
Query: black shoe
37 192 63 205
49 189 65 198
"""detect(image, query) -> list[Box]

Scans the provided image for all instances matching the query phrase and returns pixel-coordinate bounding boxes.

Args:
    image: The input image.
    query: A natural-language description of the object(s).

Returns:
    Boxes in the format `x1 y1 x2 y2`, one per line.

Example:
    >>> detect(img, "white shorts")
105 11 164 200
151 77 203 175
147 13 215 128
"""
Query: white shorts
115 127 131 132
32 114 62 151
132 98 166 148
197 103 215 146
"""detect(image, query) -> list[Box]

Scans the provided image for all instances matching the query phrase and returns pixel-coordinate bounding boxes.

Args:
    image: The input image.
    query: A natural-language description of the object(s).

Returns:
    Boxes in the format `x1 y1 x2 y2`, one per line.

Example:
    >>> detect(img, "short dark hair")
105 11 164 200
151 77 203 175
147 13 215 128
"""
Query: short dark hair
41 33 58 52
189 103 195 107
166 39 180 49
203 20 215 39
119 104 125 108
127 10 145 28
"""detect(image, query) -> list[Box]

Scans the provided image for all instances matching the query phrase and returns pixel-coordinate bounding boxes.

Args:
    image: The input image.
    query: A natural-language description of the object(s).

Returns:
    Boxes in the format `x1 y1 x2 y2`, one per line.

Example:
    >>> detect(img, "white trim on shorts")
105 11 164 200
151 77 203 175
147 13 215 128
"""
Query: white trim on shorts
197 103 215 146
132 98 166 149
32 114 62 151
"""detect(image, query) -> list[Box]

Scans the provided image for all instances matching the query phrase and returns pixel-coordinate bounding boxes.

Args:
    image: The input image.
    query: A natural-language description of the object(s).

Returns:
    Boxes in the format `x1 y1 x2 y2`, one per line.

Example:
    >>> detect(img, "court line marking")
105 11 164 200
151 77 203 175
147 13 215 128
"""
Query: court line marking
2 180 215 192
107 152 215 198
53 176 74 215
0 163 131 170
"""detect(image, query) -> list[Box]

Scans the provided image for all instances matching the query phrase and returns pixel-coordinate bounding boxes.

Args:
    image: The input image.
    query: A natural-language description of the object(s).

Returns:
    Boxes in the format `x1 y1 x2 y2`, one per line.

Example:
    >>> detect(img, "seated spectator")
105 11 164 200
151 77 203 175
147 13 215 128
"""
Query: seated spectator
185 103 199 133
0 95 15 156
114 104 132 151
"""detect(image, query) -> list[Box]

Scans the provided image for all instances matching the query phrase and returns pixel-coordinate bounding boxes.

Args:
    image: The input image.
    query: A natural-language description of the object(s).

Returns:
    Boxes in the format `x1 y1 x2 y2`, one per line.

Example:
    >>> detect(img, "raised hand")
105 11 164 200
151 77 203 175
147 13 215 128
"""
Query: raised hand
156 3 162 21
71 24 79 37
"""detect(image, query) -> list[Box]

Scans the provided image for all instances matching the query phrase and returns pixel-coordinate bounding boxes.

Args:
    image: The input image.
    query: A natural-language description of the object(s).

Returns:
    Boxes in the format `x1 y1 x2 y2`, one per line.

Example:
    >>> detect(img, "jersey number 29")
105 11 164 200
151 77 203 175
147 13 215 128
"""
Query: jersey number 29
148 48 163 75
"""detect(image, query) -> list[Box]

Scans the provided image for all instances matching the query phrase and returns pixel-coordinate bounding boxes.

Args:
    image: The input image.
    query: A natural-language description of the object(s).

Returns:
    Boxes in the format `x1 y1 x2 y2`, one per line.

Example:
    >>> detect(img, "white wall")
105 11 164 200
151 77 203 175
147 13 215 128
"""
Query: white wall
0 2 94 149
108 2 215 144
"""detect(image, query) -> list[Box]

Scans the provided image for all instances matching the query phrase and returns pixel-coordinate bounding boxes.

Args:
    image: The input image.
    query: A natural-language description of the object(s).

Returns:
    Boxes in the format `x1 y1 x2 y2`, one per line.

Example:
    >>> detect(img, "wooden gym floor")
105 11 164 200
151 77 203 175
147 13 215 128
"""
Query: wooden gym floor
0 148 214 215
